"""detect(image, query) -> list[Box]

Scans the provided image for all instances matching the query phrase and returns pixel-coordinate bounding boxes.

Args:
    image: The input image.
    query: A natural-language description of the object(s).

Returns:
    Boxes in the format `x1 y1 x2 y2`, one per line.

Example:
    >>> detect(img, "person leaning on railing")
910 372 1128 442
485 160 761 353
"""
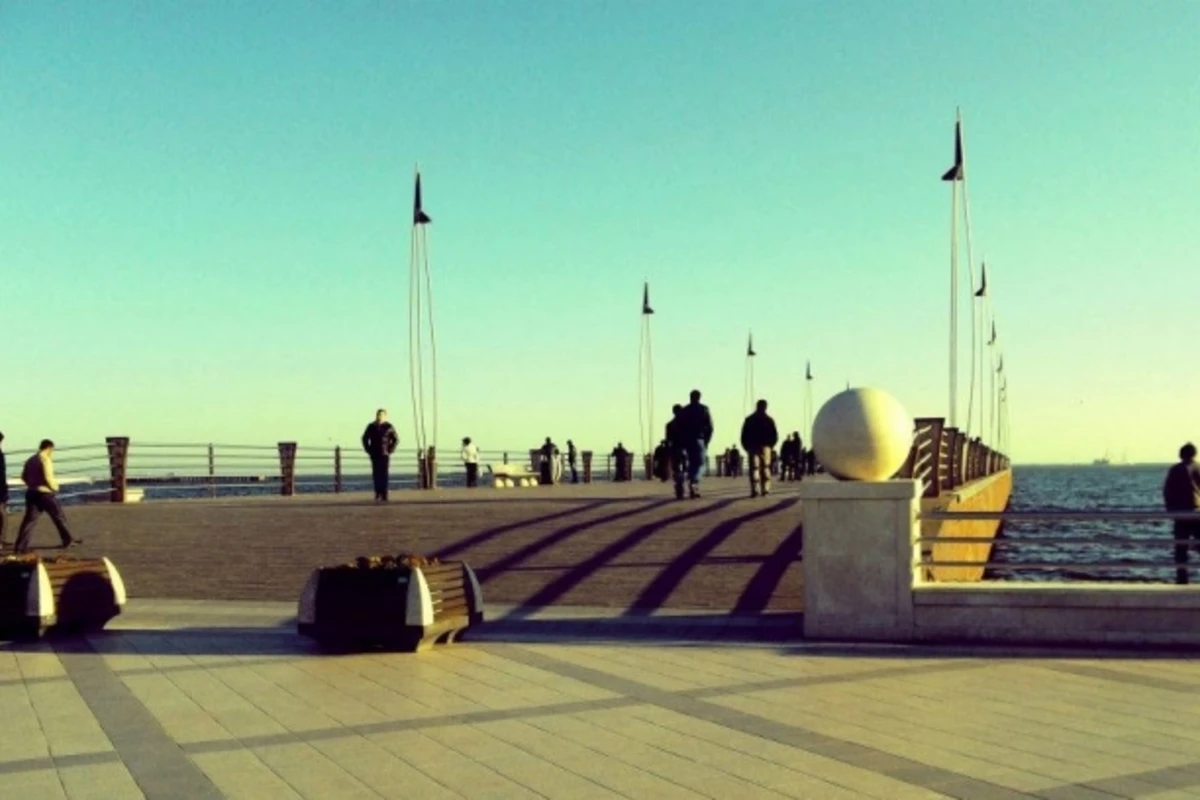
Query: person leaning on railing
460 437 479 488
1163 442 1200 585
14 439 82 553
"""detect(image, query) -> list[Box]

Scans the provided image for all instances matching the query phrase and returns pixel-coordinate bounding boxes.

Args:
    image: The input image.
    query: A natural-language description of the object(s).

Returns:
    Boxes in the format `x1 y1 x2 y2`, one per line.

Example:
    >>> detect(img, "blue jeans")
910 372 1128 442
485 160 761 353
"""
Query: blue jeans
684 440 706 484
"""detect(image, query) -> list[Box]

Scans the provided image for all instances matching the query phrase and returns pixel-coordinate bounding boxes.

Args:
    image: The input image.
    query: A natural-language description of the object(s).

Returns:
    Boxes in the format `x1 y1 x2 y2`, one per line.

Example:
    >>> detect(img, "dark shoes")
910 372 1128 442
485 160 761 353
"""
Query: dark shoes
62 539 83 549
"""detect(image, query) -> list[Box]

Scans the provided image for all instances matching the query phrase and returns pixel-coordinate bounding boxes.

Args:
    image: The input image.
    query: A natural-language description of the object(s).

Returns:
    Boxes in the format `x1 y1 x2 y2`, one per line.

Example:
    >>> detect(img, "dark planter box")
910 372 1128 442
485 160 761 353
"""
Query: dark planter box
0 556 127 640
297 559 483 652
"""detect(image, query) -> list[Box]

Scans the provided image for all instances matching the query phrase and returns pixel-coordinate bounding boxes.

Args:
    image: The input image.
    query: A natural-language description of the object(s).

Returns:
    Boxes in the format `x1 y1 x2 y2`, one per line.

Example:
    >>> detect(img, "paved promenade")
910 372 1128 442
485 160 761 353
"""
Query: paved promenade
4 600 1200 799
51 479 807 613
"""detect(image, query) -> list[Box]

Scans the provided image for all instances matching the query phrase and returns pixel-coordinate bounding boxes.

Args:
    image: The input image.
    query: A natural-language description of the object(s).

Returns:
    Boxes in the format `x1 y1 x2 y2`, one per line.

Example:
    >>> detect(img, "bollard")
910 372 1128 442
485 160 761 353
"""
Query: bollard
278 442 297 496
418 450 428 489
427 446 438 489
582 451 593 483
106 437 129 504
334 446 343 493
208 443 216 498
643 453 652 480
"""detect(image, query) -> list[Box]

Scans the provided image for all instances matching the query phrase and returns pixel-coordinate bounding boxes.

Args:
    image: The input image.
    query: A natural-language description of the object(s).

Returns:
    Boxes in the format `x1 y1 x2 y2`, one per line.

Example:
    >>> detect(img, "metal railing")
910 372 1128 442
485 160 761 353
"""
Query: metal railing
918 509 1200 582
893 416 1009 498
2 440 636 505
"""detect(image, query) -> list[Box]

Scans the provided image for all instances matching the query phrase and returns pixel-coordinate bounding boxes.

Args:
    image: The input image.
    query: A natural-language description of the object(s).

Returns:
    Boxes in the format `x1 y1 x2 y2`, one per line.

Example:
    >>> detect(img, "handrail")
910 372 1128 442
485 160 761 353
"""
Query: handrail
923 510 1200 521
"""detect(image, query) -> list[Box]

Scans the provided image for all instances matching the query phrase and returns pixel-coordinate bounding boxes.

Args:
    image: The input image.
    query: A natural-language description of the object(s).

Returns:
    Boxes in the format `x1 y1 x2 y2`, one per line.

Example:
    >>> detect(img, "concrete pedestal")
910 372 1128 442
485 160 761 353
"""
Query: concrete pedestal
800 479 920 641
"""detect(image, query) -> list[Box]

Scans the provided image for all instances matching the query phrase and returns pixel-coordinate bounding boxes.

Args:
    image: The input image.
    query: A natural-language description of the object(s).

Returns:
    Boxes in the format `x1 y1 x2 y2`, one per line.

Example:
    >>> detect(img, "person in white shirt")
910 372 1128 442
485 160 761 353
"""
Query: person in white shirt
15 439 81 553
461 437 480 488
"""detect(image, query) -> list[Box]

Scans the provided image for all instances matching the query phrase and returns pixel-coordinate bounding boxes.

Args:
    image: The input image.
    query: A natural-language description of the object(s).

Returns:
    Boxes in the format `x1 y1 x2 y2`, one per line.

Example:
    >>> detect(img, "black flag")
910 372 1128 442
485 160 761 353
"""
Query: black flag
414 173 432 225
975 262 987 297
805 360 812 381
642 283 653 315
746 333 756 357
941 121 963 182
989 320 997 346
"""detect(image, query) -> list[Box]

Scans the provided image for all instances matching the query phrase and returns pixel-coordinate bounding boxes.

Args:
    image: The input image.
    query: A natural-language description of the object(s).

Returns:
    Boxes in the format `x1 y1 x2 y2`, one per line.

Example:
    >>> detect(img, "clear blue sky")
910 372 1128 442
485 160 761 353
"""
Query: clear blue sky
2 1 1197 464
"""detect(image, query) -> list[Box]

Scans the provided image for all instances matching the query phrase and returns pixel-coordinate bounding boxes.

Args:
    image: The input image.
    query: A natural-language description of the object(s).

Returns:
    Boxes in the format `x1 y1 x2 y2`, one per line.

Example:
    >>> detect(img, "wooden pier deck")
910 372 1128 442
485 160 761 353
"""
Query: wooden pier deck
48 478 806 613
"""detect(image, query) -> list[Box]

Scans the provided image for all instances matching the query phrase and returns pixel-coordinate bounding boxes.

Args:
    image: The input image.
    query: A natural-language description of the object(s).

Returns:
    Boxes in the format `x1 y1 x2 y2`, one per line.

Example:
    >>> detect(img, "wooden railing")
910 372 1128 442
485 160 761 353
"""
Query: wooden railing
893 417 1009 498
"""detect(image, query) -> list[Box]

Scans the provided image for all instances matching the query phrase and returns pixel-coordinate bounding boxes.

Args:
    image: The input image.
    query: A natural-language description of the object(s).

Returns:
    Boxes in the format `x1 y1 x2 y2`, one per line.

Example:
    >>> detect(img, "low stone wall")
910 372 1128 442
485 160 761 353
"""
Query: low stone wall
920 469 1012 582
914 583 1200 646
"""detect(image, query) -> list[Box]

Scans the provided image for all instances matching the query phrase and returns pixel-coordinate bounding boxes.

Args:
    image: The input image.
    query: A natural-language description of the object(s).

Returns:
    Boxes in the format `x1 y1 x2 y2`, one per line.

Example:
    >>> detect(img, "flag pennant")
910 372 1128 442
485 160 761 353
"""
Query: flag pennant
746 333 756 357
997 355 1004 373
941 121 964 182
989 320 997 346
805 360 812 381
975 262 987 297
642 283 654 315
413 172 432 225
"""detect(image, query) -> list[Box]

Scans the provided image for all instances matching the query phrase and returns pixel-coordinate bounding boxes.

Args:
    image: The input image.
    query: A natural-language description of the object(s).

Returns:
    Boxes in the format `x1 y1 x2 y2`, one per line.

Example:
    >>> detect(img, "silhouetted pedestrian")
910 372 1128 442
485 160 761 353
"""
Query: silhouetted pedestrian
0 431 8 549
741 399 779 498
665 404 687 499
461 437 479 488
1164 443 1200 585
540 437 559 484
362 409 399 502
611 442 631 481
14 439 80 553
567 440 579 483
677 390 714 498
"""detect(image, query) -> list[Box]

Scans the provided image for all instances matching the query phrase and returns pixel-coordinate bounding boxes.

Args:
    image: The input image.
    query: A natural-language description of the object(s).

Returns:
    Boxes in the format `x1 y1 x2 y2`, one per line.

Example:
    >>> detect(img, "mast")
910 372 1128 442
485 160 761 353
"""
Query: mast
744 332 756 414
409 167 436 461
638 283 655 458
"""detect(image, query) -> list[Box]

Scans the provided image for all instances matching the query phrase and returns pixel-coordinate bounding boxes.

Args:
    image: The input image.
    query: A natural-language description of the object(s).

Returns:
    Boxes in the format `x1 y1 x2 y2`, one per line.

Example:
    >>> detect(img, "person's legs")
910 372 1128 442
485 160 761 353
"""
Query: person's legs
41 494 75 546
0 503 7 547
758 447 772 495
15 492 42 553
1175 521 1190 585
685 440 705 497
466 463 478 487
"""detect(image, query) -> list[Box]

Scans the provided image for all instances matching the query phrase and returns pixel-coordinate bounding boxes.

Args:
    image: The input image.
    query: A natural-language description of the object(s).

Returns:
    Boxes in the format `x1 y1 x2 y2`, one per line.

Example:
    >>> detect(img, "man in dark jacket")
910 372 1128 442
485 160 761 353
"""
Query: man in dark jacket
664 404 687 499
1164 442 1200 584
677 390 714 498
362 409 399 502
0 431 8 548
740 399 779 497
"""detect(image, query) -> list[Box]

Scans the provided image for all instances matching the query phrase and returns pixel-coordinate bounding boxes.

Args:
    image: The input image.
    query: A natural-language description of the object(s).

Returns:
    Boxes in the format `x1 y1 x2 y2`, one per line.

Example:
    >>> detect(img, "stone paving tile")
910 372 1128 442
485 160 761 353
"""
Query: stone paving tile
7 599 1200 799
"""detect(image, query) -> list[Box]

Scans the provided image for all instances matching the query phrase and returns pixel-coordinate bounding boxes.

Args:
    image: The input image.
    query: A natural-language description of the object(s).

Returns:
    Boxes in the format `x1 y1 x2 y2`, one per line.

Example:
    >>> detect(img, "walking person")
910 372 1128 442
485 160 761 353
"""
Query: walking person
0 431 8 549
566 440 579 483
678 390 714 499
14 439 81 553
740 399 779 498
539 437 559 485
664 404 688 499
461 437 480 488
1163 443 1200 585
362 409 399 502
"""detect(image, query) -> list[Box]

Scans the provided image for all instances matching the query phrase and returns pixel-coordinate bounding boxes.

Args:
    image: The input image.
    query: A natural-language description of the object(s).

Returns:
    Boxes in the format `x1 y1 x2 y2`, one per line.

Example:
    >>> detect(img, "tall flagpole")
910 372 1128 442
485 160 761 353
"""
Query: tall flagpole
959 111 978 440
409 167 435 462
744 332 756 414
944 116 962 430
804 360 814 446
638 283 655 458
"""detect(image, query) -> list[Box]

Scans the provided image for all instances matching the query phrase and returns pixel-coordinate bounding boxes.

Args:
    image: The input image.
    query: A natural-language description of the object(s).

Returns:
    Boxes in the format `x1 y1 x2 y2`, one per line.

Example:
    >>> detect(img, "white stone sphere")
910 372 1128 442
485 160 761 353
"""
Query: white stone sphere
812 388 914 481
520 478 531 488
493 478 505 489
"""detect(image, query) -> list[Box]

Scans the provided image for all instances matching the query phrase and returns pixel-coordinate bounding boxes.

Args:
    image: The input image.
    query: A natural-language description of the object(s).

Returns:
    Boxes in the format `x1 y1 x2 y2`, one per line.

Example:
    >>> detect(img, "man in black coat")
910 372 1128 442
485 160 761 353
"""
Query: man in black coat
677 390 714 499
362 409 399 502
1164 442 1200 584
740 399 779 497
0 431 8 548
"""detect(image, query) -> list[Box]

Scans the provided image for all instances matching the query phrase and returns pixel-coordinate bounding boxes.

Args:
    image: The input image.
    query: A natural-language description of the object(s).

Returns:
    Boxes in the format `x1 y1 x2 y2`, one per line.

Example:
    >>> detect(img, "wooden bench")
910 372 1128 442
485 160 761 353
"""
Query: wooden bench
0 556 127 640
297 558 484 652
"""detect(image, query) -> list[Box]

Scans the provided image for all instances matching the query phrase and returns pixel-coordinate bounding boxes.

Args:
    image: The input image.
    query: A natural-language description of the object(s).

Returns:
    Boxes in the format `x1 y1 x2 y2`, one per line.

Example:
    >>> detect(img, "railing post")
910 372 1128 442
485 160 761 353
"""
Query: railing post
502 452 508 464
582 451 593 483
208 443 216 498
941 427 957 491
417 450 428 489
334 446 342 493
643 453 652 480
427 446 437 489
278 442 297 496
106 437 129 504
